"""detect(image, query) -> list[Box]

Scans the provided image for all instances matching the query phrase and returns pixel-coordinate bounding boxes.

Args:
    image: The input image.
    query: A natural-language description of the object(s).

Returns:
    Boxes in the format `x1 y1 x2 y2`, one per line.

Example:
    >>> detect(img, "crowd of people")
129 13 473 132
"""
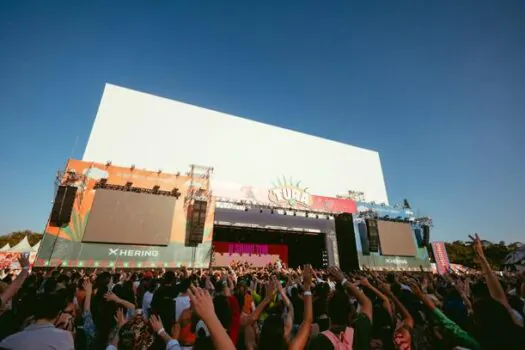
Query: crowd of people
0 233 524 350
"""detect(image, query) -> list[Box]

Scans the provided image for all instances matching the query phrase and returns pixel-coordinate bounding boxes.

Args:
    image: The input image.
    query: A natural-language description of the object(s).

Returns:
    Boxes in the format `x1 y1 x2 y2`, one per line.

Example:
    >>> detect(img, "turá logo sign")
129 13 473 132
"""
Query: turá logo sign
268 176 313 208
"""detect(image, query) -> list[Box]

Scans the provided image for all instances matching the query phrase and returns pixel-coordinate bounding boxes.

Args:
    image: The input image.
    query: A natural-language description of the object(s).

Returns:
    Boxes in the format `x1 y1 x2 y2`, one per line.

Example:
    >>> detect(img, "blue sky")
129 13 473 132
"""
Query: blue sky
1 1 524 243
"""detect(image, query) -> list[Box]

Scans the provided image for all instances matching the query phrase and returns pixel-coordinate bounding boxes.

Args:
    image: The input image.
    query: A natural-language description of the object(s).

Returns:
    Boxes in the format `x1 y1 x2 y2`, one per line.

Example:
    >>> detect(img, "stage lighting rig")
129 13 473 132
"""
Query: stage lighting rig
171 188 181 198
415 216 433 226
359 209 378 219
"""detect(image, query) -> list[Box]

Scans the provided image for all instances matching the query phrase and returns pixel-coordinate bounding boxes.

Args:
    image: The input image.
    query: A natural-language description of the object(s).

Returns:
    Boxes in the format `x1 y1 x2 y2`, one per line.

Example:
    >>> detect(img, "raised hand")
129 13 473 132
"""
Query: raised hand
83 279 93 295
150 314 164 333
104 292 119 302
468 233 485 258
271 275 283 293
302 264 313 290
360 277 371 288
409 282 424 298
328 266 345 283
188 286 216 322
114 307 127 327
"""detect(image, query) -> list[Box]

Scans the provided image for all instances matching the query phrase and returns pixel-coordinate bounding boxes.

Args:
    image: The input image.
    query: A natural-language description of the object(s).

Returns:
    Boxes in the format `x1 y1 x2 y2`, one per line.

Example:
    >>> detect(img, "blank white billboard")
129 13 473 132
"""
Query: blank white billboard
83 84 389 204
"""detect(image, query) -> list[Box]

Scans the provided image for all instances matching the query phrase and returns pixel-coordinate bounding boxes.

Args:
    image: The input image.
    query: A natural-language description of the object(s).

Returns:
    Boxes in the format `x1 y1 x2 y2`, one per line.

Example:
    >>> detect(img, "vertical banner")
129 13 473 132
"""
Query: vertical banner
431 241 450 275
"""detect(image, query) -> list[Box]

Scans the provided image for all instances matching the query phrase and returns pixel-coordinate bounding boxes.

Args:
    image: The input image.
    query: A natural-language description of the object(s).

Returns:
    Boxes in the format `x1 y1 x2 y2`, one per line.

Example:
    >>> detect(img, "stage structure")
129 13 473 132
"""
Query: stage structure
35 160 215 268
35 84 432 270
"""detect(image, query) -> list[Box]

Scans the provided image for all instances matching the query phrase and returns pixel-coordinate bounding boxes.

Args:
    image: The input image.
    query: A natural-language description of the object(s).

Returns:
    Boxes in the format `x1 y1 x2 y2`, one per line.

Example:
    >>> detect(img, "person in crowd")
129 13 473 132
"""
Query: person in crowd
0 292 74 349
0 233 524 350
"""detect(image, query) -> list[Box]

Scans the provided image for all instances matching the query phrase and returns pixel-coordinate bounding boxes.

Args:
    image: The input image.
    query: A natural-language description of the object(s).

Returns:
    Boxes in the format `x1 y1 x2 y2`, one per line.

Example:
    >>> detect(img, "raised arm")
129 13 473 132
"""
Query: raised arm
381 283 413 329
290 264 313 350
188 286 235 350
410 283 480 350
470 233 521 326
104 291 136 310
107 308 128 348
328 266 373 321
361 277 393 318
150 314 182 350
83 279 93 313
273 275 294 339
249 282 275 324
0 256 30 306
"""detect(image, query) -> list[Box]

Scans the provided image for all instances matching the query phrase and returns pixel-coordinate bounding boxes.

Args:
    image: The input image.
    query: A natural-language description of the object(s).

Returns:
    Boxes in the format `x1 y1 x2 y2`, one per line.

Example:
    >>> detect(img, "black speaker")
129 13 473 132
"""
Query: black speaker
334 213 359 272
49 186 77 227
415 228 424 247
358 222 370 255
365 219 380 252
422 225 430 246
187 200 207 245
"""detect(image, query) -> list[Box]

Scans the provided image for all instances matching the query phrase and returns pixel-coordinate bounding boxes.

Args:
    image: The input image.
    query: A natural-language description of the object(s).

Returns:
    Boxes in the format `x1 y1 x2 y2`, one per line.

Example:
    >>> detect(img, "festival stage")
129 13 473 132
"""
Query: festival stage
35 84 432 271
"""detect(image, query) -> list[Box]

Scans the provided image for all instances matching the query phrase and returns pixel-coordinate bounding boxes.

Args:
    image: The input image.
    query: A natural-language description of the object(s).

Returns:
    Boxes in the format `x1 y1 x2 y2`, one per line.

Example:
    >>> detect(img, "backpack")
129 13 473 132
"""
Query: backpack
321 327 354 350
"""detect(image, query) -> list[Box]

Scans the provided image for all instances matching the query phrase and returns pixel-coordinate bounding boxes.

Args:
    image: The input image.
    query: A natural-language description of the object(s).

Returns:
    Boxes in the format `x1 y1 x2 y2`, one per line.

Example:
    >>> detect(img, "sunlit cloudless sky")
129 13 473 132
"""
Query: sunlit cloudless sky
1 1 524 243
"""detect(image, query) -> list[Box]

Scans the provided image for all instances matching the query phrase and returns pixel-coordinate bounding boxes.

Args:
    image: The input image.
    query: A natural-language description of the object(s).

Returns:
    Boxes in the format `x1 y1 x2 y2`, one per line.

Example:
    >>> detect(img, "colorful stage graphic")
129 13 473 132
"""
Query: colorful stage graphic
35 160 215 268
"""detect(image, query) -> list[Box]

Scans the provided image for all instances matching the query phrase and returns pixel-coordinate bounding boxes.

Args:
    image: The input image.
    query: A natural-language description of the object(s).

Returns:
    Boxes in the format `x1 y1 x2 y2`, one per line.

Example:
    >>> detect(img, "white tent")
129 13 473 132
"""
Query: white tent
8 237 32 252
30 241 41 252
503 245 525 266
0 243 10 252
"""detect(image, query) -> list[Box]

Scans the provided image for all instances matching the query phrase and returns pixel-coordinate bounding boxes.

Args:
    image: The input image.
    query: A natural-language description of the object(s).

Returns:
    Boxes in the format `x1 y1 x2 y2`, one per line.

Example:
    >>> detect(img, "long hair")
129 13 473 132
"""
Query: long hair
258 314 286 350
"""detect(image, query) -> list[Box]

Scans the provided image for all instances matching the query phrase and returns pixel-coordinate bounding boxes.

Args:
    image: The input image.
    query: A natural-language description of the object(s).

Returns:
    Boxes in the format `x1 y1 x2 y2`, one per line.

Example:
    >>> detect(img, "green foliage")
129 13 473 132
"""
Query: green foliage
0 230 42 248
445 240 519 270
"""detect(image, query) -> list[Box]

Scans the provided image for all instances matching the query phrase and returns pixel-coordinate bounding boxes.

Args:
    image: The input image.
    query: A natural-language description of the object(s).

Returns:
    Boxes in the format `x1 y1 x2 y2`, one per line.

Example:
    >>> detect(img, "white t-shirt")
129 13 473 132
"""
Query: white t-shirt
142 291 154 319
175 295 191 321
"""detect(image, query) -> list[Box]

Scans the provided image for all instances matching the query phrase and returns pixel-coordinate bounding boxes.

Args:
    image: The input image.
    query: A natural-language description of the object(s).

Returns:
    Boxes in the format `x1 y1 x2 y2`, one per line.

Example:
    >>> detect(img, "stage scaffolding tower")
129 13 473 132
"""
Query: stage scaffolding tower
185 164 214 267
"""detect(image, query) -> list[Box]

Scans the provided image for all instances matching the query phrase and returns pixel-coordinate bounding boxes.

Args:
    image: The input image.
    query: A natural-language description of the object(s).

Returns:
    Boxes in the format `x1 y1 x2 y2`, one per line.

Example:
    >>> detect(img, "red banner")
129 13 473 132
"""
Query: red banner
311 195 356 213
431 241 450 275
213 241 288 267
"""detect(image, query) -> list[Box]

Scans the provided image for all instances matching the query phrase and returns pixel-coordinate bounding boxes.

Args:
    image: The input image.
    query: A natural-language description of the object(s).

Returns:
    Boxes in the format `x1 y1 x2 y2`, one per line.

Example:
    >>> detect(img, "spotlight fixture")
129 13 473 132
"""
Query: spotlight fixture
171 188 181 198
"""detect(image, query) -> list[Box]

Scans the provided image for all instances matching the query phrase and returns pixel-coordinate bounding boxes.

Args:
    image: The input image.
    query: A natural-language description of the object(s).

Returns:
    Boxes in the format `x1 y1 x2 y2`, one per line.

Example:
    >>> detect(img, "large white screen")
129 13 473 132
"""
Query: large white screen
83 84 389 204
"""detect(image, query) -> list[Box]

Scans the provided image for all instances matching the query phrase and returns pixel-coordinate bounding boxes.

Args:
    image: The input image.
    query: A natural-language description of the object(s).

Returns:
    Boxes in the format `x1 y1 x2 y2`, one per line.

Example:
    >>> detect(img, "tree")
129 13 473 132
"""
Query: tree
445 239 515 270
0 230 42 248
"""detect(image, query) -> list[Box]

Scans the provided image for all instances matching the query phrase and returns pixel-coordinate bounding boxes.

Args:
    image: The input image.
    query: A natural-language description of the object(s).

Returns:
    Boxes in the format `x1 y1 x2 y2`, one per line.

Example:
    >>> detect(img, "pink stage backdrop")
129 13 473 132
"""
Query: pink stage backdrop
213 242 288 267
431 241 450 275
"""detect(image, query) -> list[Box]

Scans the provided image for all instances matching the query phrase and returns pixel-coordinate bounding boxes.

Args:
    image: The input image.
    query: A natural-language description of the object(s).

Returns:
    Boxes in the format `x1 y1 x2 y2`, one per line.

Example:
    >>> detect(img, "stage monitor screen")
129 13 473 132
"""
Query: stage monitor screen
82 189 175 246
377 221 417 256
